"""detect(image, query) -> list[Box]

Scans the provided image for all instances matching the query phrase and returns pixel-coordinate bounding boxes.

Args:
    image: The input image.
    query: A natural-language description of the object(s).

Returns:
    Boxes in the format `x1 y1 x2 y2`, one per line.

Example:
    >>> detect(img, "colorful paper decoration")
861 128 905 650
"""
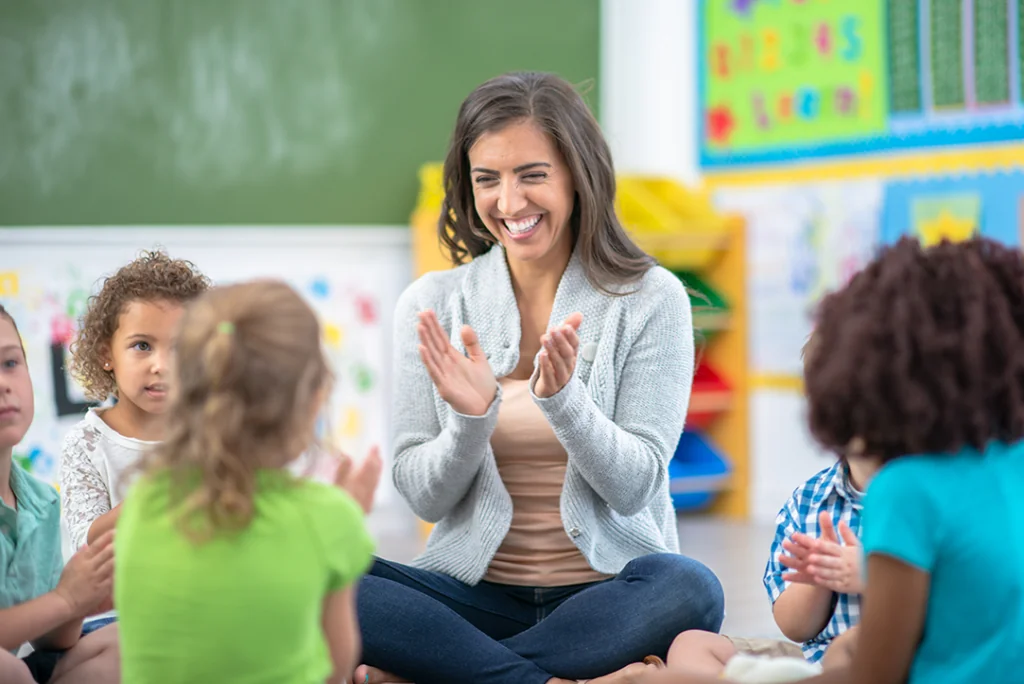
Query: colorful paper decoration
912 194 980 246
700 0 1024 167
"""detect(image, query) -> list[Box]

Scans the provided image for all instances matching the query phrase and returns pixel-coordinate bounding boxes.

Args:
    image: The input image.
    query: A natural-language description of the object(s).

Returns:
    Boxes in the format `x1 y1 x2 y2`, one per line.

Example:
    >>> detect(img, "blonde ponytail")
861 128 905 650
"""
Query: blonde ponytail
140 280 331 543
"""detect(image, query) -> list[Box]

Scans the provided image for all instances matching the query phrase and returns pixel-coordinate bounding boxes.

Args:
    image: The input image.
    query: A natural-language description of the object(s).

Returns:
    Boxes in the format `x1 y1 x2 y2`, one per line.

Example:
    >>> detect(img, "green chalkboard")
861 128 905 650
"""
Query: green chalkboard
0 0 599 226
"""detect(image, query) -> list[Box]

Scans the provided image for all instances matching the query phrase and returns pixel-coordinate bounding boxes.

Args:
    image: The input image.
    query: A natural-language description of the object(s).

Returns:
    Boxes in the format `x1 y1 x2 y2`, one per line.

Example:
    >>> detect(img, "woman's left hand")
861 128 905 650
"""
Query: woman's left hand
534 312 583 399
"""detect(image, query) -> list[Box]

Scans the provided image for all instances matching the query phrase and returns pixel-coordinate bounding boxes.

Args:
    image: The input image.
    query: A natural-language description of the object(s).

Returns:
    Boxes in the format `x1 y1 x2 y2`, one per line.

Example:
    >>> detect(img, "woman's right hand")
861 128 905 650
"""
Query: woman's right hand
416 310 497 416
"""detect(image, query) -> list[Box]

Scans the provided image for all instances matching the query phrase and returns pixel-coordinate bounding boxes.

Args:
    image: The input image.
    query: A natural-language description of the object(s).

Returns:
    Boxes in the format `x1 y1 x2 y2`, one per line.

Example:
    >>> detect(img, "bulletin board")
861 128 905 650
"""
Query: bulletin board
713 180 883 378
0 227 411 500
881 168 1024 246
712 170 1024 522
700 0 1024 167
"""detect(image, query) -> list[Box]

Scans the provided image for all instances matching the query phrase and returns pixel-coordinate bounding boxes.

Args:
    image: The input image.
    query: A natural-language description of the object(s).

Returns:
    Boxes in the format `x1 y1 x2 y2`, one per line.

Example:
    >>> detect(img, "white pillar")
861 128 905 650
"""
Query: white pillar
601 0 701 185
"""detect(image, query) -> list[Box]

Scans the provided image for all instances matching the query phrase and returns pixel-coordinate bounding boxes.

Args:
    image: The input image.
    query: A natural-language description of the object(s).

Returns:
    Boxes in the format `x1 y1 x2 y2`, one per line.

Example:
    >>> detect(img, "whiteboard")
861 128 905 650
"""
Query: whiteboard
0 226 412 508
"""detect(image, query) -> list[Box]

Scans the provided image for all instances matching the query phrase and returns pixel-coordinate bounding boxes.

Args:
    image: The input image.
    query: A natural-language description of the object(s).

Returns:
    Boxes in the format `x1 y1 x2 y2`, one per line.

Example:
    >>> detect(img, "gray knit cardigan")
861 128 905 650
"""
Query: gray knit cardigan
391 245 694 585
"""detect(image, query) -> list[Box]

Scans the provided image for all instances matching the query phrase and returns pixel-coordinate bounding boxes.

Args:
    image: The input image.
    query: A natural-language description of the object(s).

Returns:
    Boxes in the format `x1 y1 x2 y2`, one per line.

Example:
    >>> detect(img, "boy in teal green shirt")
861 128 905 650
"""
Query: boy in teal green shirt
0 304 119 683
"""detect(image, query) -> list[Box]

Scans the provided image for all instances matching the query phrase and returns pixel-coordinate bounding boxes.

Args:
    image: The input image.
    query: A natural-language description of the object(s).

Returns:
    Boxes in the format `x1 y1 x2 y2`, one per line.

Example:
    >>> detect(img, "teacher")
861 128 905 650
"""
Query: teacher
355 72 724 684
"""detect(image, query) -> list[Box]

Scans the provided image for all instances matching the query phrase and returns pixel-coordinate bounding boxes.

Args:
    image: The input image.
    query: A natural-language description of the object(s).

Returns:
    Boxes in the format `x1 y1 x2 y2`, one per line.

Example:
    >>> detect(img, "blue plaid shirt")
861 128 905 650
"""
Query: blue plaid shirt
763 462 863 663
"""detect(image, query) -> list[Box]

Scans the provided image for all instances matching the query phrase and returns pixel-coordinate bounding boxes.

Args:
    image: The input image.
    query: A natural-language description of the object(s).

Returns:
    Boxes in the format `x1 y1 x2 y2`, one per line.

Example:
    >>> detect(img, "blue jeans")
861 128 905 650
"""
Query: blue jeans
357 553 725 684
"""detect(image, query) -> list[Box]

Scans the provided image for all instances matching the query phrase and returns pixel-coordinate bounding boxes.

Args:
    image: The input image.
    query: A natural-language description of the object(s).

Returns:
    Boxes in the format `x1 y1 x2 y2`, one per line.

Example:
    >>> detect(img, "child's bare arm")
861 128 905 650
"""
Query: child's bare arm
0 594 78 652
6 531 115 652
772 582 836 643
321 586 360 684
838 554 926 684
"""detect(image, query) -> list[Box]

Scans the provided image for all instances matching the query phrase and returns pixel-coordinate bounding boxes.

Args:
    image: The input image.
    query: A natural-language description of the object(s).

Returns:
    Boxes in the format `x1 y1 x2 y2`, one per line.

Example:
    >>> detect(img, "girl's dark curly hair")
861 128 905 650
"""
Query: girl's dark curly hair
805 236 1024 463
70 251 210 401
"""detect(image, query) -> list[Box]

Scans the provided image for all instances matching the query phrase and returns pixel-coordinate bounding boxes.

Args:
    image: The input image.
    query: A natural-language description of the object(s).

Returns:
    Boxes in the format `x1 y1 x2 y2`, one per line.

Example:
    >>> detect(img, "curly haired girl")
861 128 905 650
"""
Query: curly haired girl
114 279 379 684
643 236 1024 684
60 251 209 628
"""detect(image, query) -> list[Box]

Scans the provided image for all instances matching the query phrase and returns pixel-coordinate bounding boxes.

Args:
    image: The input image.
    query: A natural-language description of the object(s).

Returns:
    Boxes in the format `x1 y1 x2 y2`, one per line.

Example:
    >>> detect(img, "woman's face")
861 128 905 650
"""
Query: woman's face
467 119 576 271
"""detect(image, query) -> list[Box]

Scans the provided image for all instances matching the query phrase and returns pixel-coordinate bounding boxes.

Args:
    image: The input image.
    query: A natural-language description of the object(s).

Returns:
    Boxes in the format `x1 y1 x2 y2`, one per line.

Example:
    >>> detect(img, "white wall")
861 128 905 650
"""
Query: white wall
601 0 700 186
601 2 831 523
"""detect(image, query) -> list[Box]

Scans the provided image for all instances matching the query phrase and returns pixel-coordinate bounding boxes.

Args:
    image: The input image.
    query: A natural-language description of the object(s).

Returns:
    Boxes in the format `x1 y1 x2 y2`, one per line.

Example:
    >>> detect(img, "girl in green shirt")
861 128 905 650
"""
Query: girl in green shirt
115 280 379 684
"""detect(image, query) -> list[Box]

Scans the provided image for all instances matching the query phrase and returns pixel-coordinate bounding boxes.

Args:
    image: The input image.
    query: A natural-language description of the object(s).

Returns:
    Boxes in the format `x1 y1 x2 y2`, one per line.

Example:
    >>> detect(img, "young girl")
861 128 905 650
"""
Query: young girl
0 304 119 684
643 236 1024 684
61 251 209 626
114 279 379 684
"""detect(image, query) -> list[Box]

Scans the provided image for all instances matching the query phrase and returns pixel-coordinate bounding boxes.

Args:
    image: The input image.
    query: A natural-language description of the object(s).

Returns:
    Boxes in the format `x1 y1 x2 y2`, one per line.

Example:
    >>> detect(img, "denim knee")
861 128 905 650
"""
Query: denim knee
629 553 726 634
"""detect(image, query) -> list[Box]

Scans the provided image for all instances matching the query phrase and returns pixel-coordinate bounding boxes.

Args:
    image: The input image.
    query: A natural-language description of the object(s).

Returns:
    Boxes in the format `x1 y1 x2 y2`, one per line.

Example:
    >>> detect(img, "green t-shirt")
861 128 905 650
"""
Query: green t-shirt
115 470 374 684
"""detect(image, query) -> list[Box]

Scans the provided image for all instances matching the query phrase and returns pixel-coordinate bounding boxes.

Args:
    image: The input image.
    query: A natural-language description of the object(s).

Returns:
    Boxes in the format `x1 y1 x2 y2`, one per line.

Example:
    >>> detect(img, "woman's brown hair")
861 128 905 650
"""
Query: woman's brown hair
140 280 331 542
439 71 654 294
805 236 1024 463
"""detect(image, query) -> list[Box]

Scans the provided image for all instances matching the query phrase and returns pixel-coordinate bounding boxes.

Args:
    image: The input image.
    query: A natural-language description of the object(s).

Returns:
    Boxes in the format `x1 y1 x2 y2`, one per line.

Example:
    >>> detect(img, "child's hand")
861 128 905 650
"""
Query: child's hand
807 514 863 595
333 445 382 515
55 530 115 617
779 533 819 585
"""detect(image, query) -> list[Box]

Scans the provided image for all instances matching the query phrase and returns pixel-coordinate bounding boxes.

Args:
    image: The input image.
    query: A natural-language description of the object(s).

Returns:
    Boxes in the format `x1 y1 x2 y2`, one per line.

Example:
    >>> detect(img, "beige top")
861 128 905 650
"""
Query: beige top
484 378 612 586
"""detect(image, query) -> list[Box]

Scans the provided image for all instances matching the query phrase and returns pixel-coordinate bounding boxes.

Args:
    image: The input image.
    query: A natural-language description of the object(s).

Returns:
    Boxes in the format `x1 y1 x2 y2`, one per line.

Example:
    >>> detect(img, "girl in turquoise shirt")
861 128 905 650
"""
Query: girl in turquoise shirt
645 237 1024 684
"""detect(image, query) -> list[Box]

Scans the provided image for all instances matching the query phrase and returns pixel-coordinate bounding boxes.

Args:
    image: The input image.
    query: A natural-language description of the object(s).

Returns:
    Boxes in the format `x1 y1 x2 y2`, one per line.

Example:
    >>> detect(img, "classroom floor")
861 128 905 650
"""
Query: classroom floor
368 504 783 639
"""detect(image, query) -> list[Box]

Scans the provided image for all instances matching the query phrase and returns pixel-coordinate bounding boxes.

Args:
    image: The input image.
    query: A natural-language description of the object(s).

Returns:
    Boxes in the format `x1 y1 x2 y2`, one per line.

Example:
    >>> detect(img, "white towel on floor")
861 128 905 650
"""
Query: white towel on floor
723 653 823 682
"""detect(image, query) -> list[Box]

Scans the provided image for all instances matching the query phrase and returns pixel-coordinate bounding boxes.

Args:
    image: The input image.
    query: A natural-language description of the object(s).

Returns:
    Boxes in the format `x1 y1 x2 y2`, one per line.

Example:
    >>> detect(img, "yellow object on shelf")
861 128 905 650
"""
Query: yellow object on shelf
416 163 446 210
616 176 732 271
411 163 461 275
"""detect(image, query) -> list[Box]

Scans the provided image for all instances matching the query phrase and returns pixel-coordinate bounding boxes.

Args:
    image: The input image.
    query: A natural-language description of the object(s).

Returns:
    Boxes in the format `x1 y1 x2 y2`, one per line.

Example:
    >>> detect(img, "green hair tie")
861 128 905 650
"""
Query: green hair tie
217 321 235 335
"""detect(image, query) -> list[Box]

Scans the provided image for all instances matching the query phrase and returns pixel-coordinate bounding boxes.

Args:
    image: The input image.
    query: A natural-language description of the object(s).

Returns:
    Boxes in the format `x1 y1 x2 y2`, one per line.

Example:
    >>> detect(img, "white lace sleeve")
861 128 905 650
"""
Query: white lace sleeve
61 425 112 553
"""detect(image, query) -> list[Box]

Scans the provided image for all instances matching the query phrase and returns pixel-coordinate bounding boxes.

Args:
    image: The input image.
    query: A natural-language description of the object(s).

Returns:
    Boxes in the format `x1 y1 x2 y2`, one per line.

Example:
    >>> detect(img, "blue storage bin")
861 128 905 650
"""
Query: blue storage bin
669 431 732 512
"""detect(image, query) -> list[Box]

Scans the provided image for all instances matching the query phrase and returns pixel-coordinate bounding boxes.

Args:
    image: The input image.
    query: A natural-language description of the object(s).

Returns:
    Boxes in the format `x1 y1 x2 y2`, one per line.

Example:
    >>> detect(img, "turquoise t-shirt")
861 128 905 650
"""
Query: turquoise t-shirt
115 470 375 684
0 462 63 653
862 442 1024 683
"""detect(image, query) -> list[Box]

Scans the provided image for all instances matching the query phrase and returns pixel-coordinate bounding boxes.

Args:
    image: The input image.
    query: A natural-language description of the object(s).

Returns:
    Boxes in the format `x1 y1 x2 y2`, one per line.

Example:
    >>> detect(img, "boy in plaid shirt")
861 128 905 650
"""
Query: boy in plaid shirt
654 336 876 676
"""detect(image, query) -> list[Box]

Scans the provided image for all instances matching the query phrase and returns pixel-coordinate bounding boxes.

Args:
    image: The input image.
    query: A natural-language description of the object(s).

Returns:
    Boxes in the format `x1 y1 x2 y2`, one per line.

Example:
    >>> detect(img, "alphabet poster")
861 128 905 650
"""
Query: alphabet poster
700 0 1024 166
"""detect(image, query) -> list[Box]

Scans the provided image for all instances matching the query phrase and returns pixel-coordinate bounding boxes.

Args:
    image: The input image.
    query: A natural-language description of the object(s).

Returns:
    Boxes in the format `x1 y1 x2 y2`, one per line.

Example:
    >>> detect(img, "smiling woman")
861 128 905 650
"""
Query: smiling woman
354 72 724 684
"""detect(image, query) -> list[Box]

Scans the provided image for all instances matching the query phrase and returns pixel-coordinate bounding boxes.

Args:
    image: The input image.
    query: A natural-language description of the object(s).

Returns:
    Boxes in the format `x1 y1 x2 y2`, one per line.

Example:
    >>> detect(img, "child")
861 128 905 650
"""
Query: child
114 280 380 684
61 251 209 628
645 237 1024 684
655 334 877 680
0 304 120 684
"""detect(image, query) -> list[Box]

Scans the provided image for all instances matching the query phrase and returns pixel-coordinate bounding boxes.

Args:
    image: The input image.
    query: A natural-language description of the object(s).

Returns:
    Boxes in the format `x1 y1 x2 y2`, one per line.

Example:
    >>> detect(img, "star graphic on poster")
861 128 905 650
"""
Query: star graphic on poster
917 210 976 247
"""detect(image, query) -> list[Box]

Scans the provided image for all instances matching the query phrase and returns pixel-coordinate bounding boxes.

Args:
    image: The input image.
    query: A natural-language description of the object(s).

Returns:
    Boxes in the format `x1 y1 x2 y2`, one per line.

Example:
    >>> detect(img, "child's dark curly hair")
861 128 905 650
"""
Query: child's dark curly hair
805 236 1024 463
70 250 211 401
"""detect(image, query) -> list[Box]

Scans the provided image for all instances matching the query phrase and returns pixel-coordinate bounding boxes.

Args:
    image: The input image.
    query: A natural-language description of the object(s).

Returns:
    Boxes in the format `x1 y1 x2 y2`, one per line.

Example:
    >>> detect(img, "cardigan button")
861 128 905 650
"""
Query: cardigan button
569 526 581 538
581 341 598 362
